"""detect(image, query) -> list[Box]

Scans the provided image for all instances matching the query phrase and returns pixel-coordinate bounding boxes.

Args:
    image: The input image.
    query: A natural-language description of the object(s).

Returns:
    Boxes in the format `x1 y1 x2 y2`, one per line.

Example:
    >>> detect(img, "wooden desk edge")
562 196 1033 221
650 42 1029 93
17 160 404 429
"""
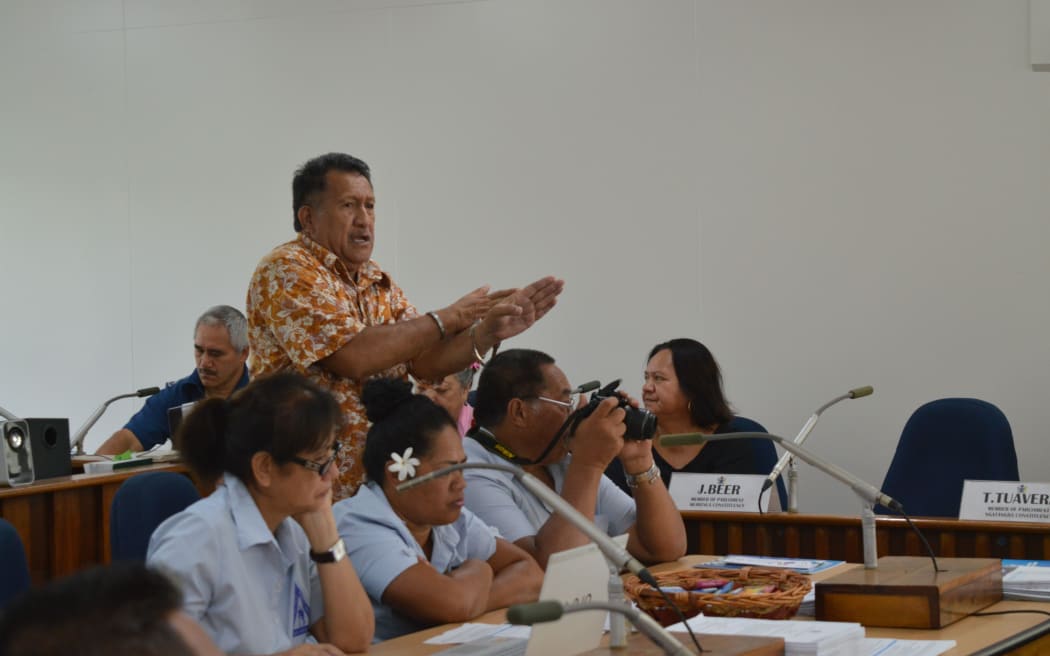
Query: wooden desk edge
0 462 190 498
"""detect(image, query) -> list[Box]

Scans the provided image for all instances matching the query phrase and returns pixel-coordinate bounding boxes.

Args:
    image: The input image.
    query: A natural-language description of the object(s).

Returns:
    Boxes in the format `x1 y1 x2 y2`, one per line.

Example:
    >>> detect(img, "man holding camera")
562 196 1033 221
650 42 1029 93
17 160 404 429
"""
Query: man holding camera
463 349 686 568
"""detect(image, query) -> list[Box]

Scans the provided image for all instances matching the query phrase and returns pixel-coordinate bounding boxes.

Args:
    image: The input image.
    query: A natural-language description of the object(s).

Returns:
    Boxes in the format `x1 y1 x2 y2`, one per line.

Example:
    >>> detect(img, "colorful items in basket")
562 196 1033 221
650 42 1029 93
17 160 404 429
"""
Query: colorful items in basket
623 566 812 626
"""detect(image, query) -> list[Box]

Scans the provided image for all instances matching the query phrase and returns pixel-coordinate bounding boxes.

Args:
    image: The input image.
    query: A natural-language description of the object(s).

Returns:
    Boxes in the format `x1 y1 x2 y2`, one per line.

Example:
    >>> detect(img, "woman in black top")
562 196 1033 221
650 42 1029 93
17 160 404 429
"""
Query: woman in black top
606 338 774 507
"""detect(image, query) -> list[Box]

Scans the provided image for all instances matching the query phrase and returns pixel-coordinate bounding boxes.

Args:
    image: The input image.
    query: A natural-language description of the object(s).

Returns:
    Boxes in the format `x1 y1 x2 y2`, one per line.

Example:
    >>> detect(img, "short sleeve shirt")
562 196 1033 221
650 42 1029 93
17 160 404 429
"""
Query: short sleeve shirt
146 475 324 654
124 367 250 450
334 482 498 641
462 435 637 544
247 234 418 498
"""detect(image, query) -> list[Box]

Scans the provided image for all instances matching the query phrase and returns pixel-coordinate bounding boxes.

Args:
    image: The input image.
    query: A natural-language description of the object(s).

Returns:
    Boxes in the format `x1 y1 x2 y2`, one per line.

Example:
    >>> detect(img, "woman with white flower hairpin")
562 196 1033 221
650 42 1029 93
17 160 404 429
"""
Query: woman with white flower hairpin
334 378 543 642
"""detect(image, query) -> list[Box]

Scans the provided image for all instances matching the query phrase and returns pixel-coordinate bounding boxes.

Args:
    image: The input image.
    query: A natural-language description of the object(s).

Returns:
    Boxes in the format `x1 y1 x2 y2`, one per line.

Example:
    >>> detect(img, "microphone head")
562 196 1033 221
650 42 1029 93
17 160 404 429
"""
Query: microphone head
137 387 161 397
574 380 601 394
848 385 874 399
506 600 564 625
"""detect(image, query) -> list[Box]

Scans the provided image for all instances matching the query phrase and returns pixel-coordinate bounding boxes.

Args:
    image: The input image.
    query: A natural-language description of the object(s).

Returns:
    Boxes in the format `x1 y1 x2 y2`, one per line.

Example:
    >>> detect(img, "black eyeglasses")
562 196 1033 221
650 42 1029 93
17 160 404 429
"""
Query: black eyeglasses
289 441 342 477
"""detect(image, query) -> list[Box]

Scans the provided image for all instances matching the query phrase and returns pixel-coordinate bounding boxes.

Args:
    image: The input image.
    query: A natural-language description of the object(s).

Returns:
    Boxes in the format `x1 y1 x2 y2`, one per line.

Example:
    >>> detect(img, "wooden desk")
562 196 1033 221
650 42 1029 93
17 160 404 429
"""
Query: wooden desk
0 463 191 584
683 511 1050 562
361 555 1050 656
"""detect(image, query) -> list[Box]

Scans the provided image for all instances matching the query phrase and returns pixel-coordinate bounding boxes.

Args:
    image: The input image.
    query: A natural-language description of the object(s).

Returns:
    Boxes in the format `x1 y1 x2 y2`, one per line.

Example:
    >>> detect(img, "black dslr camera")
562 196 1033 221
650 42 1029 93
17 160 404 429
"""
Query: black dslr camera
570 379 658 441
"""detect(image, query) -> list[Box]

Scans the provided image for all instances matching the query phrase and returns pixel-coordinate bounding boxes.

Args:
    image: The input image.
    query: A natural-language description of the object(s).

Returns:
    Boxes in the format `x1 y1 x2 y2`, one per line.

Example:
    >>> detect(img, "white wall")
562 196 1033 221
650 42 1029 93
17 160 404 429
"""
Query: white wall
1 0 1047 515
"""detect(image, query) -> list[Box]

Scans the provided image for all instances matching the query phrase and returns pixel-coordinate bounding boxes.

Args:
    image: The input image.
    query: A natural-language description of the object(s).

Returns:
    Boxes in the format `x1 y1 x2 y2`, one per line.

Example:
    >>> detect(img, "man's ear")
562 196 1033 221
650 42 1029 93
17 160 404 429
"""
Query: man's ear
251 451 275 488
507 398 532 429
296 204 314 235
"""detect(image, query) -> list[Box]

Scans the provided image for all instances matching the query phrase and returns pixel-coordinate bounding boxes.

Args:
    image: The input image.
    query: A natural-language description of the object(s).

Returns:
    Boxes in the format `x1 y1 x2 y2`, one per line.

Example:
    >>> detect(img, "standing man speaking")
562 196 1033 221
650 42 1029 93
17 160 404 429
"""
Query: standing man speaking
247 153 563 498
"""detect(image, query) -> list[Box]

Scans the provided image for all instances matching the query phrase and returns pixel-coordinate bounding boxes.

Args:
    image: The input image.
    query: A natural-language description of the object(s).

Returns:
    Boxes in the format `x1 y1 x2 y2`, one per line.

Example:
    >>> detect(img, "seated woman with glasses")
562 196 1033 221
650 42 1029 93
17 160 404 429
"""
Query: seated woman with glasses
334 378 543 642
605 338 779 508
147 372 374 655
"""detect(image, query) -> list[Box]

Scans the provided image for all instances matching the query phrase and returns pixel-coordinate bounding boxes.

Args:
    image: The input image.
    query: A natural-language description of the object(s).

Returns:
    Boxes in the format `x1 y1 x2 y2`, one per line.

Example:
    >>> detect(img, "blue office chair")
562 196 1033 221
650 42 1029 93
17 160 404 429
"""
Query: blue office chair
879 398 1019 518
726 416 788 510
110 471 200 562
0 518 31 608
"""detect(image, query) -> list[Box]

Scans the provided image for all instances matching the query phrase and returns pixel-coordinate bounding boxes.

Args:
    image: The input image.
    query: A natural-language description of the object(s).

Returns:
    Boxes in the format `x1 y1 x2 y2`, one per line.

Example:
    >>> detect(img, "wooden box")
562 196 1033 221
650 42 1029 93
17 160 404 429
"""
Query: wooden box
815 556 1002 629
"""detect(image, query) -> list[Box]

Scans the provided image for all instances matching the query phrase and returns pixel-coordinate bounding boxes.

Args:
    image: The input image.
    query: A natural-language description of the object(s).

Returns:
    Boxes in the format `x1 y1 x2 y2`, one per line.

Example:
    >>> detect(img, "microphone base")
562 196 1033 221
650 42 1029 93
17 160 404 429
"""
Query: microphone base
815 556 1002 629
579 631 782 655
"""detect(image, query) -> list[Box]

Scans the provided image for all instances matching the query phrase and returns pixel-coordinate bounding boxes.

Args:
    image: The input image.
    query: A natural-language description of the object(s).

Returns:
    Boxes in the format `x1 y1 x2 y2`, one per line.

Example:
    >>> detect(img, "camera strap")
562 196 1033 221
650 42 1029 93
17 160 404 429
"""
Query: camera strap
468 419 575 467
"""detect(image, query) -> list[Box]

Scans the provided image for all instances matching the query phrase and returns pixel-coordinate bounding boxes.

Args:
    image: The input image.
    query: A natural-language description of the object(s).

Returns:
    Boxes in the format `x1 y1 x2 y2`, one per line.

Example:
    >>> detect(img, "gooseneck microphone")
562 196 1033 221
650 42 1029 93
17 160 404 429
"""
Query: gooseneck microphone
574 380 601 394
397 461 658 587
70 387 162 455
662 431 898 511
0 405 19 422
507 600 693 656
762 385 873 512
0 405 22 422
660 431 899 568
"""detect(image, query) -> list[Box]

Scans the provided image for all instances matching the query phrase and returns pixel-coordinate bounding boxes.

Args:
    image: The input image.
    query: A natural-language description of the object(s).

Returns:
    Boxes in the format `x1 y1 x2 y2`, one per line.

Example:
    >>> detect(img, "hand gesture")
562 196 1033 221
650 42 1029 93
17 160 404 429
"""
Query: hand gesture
440 285 493 334
477 276 565 343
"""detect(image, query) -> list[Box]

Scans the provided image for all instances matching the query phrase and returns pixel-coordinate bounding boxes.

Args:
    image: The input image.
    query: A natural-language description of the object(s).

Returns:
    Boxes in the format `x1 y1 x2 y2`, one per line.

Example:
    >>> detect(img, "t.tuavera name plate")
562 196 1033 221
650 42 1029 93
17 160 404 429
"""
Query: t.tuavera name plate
668 473 770 513
959 480 1050 522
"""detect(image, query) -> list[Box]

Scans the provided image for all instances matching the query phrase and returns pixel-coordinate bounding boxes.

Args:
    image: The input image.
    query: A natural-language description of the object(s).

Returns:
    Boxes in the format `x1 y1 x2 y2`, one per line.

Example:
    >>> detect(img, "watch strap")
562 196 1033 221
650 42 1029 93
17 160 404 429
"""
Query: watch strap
309 538 347 564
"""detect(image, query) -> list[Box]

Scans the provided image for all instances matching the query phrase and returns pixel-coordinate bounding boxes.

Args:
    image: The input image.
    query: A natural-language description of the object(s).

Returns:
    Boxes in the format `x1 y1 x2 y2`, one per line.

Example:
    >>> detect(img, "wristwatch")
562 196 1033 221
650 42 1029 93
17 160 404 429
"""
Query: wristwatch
309 538 347 564
625 462 661 489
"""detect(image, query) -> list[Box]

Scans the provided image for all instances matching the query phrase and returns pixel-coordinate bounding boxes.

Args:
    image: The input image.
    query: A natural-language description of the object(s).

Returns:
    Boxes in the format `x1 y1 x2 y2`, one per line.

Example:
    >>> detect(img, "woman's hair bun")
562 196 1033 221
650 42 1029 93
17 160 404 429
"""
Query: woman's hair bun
361 378 415 423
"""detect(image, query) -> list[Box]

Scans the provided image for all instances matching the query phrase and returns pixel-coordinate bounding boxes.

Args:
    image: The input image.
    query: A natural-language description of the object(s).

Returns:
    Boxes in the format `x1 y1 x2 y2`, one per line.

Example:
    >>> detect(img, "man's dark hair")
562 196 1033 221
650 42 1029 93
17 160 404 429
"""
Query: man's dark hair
473 348 556 427
0 563 195 656
292 152 372 231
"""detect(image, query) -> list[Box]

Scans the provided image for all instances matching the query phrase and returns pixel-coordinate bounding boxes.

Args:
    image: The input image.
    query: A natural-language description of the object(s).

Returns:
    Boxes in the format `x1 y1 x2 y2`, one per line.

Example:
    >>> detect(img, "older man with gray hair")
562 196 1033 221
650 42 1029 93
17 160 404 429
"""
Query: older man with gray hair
96 305 250 455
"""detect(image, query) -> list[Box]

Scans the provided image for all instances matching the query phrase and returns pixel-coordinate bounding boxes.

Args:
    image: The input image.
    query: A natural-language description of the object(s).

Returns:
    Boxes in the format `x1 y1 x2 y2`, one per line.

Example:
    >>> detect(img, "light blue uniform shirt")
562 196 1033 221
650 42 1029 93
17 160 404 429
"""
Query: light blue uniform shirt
462 436 636 543
334 482 498 642
146 475 324 654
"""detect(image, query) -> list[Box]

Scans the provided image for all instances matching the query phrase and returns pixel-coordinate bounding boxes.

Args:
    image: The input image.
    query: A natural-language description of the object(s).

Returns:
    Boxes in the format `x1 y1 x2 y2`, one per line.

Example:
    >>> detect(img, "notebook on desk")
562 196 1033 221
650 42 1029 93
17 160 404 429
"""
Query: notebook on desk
435 536 627 656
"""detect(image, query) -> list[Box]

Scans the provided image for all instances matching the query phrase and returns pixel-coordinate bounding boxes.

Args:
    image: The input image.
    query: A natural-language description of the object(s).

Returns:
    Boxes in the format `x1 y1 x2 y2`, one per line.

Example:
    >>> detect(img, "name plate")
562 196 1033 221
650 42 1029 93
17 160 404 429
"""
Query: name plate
959 480 1050 522
668 473 770 512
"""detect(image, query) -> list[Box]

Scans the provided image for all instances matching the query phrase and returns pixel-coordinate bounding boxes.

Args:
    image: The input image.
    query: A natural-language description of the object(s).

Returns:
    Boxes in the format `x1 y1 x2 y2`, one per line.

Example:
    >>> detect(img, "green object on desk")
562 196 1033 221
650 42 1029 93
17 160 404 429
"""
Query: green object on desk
112 457 155 470
113 450 134 461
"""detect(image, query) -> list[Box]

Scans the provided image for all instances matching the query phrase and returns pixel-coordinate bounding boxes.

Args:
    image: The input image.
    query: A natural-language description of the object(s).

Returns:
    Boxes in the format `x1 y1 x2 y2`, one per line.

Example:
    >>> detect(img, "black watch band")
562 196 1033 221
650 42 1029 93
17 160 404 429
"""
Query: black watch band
309 538 347 564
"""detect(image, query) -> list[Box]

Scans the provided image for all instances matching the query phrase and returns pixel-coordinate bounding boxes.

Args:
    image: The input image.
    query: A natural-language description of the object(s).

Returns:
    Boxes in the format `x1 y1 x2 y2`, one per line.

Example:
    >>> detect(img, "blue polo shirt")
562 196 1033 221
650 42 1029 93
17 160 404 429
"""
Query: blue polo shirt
124 366 250 450
147 474 324 653
334 482 499 642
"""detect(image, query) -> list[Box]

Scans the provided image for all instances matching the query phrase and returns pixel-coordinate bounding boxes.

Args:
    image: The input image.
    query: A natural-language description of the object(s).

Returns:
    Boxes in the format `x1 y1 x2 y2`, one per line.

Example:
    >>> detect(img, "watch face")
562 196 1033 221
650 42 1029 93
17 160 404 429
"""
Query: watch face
331 539 347 562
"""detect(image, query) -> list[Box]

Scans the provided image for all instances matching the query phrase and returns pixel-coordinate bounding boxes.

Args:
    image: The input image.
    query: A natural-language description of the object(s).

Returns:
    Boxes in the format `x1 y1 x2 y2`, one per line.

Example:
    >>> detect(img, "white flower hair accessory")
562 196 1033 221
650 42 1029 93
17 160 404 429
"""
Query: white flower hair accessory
388 447 421 481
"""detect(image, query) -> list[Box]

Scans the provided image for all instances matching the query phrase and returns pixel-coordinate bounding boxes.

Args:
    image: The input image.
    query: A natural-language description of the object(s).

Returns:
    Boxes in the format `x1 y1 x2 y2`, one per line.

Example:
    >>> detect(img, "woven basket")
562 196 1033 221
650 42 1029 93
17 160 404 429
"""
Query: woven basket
623 566 812 626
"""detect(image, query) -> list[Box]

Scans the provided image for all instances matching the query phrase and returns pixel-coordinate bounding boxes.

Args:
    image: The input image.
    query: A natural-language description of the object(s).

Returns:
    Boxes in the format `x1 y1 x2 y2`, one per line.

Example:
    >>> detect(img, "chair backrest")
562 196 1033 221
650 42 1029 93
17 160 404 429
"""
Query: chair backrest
879 398 1019 518
0 518 31 608
110 471 200 562
726 416 788 510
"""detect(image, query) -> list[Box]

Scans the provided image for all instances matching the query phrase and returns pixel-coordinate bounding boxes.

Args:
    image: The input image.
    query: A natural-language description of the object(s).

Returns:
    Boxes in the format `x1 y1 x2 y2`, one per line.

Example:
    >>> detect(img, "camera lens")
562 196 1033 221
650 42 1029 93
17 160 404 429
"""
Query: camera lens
623 407 658 440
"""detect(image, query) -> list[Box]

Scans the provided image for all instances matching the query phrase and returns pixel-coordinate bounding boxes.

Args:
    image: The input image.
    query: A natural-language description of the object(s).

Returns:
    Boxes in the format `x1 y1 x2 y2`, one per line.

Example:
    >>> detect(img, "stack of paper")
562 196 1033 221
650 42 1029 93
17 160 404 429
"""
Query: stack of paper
1001 560 1050 601
667 616 864 656
700 555 845 574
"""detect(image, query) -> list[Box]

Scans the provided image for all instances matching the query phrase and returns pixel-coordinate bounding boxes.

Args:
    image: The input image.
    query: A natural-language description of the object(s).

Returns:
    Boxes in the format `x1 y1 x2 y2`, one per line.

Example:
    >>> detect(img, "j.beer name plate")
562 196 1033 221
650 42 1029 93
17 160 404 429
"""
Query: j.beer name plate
668 473 770 513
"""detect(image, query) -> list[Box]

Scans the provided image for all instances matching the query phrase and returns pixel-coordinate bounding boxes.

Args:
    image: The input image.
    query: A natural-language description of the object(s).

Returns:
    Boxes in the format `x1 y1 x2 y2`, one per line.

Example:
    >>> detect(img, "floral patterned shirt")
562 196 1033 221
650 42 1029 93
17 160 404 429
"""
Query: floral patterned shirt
247 234 417 499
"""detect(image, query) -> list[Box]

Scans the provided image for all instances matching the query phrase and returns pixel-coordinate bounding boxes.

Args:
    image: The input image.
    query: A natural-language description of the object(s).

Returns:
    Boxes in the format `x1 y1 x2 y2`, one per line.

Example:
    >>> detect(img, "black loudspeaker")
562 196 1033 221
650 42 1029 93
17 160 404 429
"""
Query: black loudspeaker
26 418 72 479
